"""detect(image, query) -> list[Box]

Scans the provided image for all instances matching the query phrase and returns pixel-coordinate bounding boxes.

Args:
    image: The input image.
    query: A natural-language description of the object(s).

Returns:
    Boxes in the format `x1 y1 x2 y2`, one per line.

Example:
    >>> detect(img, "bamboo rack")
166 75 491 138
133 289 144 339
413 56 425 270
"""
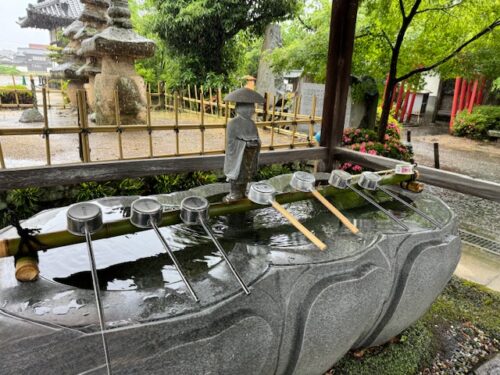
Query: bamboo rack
0 172 412 258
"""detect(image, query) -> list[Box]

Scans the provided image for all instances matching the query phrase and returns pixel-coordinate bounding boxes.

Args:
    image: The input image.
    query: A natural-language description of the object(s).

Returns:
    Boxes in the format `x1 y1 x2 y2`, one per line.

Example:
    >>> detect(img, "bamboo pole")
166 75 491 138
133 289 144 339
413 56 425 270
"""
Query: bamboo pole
217 88 222 117
0 138 5 169
114 90 124 160
200 90 205 154
0 172 412 258
11 75 20 108
46 80 51 109
270 95 276 149
310 95 317 145
187 85 193 111
175 92 180 156
147 87 154 158
209 87 214 115
291 96 299 148
61 79 66 109
42 87 51 165
77 90 90 163
194 85 199 112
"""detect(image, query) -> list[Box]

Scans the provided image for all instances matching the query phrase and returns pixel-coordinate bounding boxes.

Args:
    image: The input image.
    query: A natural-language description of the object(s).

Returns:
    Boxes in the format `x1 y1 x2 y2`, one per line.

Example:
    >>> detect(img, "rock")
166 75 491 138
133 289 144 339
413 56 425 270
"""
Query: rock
19 108 44 123
474 353 500 375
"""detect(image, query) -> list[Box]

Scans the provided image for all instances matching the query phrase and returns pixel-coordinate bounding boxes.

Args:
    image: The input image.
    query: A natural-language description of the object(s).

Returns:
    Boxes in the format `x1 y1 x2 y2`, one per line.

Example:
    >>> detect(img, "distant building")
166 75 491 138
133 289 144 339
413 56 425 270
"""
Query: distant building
13 44 53 73
18 0 84 45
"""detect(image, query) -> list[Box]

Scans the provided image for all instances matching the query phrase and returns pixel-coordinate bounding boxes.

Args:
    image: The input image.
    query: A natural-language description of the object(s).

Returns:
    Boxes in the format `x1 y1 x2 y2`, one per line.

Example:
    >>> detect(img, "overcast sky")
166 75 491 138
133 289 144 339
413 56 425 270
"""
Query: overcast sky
0 1 50 51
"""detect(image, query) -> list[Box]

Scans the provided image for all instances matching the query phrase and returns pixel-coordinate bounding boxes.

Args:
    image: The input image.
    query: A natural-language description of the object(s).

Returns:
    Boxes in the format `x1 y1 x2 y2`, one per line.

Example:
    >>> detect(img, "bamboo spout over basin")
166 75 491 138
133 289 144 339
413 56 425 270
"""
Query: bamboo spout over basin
0 173 461 375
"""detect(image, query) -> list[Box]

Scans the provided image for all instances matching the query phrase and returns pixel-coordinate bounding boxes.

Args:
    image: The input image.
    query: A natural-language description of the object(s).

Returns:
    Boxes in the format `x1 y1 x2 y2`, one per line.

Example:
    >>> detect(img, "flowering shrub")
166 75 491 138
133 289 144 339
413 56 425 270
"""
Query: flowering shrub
453 106 500 140
340 122 412 174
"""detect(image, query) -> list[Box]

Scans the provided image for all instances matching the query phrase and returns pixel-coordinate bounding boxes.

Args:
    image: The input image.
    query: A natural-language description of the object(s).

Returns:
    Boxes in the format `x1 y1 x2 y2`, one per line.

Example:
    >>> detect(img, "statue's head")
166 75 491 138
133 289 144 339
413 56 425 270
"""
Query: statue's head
235 103 255 120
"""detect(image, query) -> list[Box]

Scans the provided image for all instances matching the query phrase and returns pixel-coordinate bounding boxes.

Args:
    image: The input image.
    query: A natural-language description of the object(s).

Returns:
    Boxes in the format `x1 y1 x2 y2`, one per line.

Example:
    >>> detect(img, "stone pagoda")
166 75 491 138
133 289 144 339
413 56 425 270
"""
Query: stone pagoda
80 0 156 125
51 20 86 107
75 0 110 112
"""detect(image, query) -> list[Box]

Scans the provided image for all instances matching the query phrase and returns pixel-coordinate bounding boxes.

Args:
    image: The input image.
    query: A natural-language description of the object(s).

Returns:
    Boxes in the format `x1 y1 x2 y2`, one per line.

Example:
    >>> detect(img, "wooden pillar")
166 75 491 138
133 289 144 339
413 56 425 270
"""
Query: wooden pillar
320 0 359 170
450 77 462 131
468 79 479 114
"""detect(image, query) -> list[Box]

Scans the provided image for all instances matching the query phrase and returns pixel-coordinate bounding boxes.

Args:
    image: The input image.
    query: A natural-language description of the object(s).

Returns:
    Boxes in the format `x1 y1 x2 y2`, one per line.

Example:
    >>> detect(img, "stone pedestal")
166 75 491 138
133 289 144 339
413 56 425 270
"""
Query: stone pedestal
66 81 85 108
94 57 148 125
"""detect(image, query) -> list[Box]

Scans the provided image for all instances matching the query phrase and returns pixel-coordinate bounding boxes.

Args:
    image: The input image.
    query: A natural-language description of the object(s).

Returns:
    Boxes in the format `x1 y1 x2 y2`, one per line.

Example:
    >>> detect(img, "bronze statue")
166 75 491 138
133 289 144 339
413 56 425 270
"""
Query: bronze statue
223 88 265 202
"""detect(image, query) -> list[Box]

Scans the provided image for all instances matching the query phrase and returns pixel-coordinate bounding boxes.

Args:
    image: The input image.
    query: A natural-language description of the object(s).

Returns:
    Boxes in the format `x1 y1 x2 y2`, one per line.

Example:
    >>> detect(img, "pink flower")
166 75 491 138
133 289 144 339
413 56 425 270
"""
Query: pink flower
355 129 361 135
368 150 377 155
384 134 390 141
352 165 362 172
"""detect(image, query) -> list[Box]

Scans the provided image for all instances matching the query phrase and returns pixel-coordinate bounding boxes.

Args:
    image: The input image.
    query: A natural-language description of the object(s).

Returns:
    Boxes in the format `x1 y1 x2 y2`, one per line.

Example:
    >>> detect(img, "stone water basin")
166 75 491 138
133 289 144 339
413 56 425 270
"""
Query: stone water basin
0 174 461 374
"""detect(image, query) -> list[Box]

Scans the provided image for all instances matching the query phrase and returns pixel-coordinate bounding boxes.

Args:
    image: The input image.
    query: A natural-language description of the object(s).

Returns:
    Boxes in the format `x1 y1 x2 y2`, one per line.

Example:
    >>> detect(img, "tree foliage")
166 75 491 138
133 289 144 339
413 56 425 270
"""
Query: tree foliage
150 0 300 85
270 0 499 140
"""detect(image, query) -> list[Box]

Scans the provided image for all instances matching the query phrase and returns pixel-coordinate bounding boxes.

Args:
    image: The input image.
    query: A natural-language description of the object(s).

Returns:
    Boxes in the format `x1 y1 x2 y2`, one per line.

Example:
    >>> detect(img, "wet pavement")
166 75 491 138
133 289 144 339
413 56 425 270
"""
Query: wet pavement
408 124 500 291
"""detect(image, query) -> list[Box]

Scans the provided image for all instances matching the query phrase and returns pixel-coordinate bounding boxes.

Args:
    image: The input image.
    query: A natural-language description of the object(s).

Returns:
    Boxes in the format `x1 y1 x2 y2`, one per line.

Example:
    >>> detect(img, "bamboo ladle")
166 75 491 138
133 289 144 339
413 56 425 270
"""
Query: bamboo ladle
290 172 359 235
247 182 327 251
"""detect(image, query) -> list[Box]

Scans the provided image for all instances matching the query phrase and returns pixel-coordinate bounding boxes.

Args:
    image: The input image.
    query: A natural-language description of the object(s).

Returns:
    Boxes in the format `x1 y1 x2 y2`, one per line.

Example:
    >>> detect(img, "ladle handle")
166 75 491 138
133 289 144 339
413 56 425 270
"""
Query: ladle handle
311 190 359 235
84 229 113 375
271 201 327 251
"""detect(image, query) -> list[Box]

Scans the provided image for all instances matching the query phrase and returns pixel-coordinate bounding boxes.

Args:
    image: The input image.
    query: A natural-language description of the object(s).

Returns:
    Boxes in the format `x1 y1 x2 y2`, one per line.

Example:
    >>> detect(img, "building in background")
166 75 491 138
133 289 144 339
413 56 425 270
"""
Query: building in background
13 44 53 72
18 0 83 45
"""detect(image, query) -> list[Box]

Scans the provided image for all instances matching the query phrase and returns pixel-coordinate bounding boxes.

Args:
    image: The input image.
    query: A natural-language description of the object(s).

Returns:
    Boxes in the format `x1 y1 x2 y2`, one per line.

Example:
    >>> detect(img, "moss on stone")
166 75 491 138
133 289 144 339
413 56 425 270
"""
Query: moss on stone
329 277 500 374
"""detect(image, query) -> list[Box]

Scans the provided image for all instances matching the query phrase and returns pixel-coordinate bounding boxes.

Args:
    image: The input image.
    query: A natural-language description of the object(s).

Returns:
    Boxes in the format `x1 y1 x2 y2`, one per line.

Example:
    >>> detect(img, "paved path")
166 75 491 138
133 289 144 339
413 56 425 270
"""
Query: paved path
407 125 500 292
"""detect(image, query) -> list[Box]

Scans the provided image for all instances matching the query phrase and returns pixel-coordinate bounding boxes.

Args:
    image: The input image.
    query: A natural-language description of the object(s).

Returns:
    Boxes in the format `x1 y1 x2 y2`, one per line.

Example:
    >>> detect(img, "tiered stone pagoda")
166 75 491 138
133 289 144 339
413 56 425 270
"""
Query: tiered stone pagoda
80 0 155 125
75 0 110 112
51 20 87 107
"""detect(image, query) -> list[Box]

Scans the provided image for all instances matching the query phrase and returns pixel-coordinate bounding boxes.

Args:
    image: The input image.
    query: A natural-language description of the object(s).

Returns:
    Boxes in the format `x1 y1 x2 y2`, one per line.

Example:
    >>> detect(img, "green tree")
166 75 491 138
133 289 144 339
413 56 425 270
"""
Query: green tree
151 0 300 84
270 0 500 141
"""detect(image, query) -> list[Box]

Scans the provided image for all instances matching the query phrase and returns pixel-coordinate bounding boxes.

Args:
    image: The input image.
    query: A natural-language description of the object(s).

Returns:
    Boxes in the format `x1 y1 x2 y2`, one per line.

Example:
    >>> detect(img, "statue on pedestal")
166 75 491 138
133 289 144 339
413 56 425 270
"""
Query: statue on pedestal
223 88 265 202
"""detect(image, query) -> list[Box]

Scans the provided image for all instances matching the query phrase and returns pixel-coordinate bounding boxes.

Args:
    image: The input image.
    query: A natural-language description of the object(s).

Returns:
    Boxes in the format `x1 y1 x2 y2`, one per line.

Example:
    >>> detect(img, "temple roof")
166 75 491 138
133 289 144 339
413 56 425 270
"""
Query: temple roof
19 0 84 30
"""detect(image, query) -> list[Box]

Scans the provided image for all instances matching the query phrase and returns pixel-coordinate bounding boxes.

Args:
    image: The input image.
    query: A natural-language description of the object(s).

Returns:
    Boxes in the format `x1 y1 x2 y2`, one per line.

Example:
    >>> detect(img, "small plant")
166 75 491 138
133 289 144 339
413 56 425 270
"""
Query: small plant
0 85 33 105
76 182 116 202
117 178 145 196
453 105 500 140
6 188 42 219
181 171 218 190
152 174 184 194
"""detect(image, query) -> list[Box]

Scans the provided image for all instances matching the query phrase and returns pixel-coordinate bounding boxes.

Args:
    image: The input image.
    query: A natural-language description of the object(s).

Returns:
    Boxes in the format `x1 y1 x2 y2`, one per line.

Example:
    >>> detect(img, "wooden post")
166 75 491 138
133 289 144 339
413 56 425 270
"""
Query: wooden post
407 130 412 143
405 90 417 123
399 88 411 122
114 90 124 160
320 0 359 170
42 88 51 165
458 79 468 112
46 80 51 109
77 90 91 163
434 143 440 169
310 95 317 145
465 80 472 109
394 82 406 117
147 87 154 158
175 92 180 156
449 77 462 131
291 95 299 148
209 87 214 115
194 85 199 112
270 95 276 150
187 85 193 111
11 75 20 108
476 77 486 105
0 139 5 169
217 87 222 117
468 79 479 114
200 90 205 154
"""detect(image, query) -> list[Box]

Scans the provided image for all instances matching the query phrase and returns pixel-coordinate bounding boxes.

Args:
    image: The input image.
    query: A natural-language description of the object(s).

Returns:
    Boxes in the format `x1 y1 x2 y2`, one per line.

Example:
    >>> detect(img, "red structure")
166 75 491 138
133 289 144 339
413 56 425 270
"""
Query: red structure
449 77 462 131
406 90 417 123
468 80 479 114
399 89 411 122
394 82 406 117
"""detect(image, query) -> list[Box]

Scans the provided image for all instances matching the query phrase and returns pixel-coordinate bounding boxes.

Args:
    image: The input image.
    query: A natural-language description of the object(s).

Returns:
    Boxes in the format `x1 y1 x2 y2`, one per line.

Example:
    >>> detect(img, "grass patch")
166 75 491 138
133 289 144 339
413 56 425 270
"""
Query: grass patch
329 277 500 374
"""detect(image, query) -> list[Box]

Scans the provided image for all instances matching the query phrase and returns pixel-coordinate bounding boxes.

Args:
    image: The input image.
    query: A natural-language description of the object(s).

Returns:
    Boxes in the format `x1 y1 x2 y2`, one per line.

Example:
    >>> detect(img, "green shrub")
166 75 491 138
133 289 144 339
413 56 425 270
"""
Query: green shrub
453 106 500 140
117 178 145 196
152 174 184 194
0 85 33 105
6 188 42 219
76 182 116 202
181 171 218 190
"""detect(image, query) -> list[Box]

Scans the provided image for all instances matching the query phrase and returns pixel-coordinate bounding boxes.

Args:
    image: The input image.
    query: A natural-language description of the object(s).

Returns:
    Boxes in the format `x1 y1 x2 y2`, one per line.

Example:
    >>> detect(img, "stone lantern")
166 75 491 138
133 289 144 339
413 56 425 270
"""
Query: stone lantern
80 0 156 125
51 20 87 107
75 0 110 112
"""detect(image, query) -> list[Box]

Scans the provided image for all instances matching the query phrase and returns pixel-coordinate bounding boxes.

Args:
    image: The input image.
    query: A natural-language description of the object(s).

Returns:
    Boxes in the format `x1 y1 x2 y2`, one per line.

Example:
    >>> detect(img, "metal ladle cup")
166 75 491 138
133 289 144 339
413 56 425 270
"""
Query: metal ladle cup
247 182 327 251
180 196 250 295
290 172 359 234
67 203 112 375
360 172 442 228
329 170 409 230
130 198 199 302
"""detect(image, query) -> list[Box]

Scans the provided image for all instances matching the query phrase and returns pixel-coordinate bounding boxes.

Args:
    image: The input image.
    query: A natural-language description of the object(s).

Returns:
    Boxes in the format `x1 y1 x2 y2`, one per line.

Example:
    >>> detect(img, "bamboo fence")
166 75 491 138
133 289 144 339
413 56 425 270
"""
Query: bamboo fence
0 82 322 170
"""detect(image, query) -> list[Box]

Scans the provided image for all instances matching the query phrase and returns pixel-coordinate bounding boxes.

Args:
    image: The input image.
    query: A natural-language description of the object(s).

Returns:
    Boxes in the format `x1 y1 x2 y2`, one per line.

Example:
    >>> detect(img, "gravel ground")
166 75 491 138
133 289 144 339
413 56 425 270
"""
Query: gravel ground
419 323 499 375
409 125 500 241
